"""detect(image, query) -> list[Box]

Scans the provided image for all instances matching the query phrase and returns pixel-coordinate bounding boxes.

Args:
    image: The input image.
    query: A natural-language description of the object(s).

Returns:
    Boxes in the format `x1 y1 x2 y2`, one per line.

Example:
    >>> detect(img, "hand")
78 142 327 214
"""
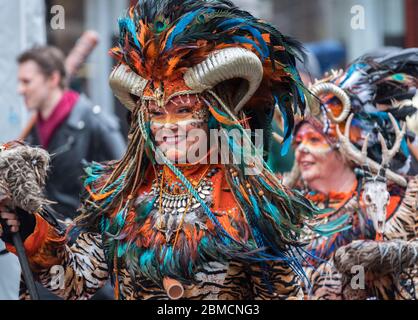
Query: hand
0 202 35 243
0 196 20 237
0 210 20 235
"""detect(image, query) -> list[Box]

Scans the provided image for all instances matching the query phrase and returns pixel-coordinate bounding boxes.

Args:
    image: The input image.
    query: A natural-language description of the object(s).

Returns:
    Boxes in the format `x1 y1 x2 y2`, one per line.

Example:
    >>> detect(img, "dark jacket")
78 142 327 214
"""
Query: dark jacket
26 94 126 220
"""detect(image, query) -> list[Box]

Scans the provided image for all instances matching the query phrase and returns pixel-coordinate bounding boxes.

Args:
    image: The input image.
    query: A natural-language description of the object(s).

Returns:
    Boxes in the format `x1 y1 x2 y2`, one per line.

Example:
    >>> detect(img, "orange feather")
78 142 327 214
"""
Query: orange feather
139 21 148 47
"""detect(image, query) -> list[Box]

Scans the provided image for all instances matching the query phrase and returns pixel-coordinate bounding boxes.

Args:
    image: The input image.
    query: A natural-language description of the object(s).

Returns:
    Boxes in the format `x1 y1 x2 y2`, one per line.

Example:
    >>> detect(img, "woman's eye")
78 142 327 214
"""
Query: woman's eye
150 111 164 117
310 137 321 143
177 107 191 114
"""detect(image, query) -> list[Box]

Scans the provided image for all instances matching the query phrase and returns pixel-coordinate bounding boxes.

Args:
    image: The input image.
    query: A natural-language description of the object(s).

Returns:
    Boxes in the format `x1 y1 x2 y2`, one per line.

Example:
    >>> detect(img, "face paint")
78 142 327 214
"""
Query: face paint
294 126 332 156
147 94 209 163
148 95 208 123
151 118 205 130
294 123 337 183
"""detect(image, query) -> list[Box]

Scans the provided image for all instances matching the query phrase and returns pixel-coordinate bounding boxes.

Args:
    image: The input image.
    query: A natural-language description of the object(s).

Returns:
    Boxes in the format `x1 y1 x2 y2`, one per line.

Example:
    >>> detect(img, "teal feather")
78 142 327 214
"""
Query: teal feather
313 214 352 236
117 242 128 258
275 96 294 156
118 17 141 49
115 209 127 228
249 194 262 219
164 9 202 50
261 196 282 226
232 36 264 59
217 18 269 59
135 197 157 221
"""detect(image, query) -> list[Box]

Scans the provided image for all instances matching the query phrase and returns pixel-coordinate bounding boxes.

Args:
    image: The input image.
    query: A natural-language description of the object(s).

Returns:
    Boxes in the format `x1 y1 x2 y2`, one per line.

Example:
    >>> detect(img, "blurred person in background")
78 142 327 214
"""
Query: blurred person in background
17 46 126 222
15 45 126 300
288 49 418 299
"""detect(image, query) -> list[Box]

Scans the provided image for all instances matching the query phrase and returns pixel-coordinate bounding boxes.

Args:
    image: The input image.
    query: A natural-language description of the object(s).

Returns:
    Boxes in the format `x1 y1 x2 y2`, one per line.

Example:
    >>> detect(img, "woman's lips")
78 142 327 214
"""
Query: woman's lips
161 135 187 145
300 161 315 170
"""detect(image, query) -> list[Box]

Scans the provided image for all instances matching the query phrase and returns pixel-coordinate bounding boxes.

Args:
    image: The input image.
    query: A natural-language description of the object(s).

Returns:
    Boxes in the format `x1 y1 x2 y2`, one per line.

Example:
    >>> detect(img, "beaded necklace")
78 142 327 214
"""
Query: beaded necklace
152 165 219 243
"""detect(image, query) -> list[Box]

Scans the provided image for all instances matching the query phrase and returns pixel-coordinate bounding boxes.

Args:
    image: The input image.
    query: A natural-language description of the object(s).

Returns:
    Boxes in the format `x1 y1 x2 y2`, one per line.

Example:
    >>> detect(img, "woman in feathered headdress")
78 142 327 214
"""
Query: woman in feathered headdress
1 0 324 300
288 49 418 300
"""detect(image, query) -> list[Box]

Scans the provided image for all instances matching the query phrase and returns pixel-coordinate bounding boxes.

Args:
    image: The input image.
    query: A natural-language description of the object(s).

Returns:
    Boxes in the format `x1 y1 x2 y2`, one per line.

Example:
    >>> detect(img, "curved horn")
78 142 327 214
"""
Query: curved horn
336 114 407 187
309 82 351 123
109 64 148 111
184 47 263 113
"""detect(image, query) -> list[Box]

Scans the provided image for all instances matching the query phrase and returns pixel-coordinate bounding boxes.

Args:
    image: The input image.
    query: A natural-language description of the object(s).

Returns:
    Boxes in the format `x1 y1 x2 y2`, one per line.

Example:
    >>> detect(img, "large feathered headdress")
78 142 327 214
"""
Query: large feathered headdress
108 0 311 152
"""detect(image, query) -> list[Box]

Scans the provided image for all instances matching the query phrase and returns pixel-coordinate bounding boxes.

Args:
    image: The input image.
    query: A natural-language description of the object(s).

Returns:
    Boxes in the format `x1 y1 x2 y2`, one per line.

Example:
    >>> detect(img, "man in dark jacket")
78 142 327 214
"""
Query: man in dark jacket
14 46 125 300
17 46 126 221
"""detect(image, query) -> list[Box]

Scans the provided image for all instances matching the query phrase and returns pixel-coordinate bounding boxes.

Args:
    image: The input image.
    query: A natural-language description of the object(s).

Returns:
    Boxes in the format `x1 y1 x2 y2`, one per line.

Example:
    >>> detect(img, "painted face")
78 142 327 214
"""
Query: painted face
294 123 337 183
17 61 52 112
148 94 209 163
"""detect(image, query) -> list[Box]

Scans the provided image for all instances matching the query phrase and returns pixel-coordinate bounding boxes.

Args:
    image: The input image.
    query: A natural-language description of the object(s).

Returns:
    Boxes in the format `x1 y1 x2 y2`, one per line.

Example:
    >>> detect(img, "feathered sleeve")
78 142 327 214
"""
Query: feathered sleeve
6 213 109 300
